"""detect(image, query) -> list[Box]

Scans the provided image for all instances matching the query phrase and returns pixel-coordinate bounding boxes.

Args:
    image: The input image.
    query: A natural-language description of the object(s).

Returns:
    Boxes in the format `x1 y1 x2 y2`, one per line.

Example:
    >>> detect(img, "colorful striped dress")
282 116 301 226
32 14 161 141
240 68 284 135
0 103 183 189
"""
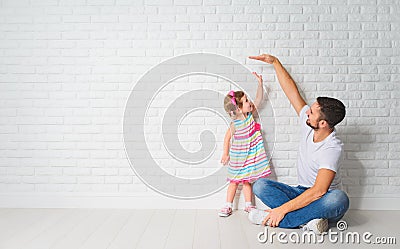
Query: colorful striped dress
227 112 271 183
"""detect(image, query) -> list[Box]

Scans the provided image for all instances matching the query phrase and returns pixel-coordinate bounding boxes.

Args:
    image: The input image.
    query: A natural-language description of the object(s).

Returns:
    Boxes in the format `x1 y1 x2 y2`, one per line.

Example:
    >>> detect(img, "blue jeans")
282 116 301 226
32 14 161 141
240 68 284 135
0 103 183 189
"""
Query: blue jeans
253 178 350 228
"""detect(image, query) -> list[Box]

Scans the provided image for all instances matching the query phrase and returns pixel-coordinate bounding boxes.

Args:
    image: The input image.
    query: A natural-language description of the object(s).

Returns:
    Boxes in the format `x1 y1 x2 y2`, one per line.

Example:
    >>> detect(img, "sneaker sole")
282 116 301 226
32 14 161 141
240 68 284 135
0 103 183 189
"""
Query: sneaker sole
218 212 232 217
315 219 329 234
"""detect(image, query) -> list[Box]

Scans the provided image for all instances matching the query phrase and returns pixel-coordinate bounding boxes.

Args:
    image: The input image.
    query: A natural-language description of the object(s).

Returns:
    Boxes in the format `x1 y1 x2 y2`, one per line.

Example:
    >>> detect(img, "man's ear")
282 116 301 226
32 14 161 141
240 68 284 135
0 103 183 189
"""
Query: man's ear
319 120 329 129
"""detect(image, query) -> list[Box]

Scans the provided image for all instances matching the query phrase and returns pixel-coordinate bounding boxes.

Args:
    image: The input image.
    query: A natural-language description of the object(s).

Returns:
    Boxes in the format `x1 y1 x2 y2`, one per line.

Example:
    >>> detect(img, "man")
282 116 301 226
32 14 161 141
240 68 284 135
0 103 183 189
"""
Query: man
247 54 349 234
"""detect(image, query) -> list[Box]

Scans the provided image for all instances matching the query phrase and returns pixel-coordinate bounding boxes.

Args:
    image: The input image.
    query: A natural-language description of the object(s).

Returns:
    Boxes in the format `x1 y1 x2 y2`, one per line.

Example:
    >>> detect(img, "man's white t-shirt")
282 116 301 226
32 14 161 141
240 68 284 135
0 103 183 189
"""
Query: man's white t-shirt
297 105 343 191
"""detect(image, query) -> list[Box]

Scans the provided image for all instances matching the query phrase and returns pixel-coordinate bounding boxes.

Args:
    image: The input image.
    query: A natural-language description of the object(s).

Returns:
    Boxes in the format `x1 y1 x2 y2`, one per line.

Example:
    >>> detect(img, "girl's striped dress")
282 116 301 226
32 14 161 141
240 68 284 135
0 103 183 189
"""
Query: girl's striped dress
228 112 271 183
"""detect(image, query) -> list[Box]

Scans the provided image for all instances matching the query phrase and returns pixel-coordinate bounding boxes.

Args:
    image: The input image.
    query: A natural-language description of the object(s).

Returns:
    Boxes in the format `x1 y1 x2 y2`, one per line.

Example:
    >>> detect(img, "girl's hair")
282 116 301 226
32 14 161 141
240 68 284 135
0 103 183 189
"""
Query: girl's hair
224 90 245 119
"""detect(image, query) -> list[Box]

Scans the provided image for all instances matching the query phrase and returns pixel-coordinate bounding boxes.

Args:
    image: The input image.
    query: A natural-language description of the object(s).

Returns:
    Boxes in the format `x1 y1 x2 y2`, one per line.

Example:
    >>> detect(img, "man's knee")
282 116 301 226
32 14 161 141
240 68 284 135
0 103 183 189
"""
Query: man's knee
252 178 276 196
324 189 350 212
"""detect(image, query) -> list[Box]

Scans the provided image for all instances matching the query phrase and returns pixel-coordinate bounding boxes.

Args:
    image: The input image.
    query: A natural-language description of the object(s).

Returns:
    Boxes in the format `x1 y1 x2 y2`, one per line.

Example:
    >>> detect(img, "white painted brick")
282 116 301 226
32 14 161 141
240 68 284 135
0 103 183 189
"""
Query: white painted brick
376 169 400 177
105 176 132 184
78 176 105 184
62 15 90 23
389 160 400 168
361 108 390 117
148 15 175 23
389 177 400 185
273 5 302 14
63 167 92 176
349 14 377 22
350 0 376 4
174 0 202 5
262 15 289 23
0 183 35 192
119 184 148 192
189 6 217 14
289 0 317 5
36 184 77 192
342 177 359 186
87 0 115 5
333 23 361 31
203 0 230 5
49 176 77 184
363 22 390 31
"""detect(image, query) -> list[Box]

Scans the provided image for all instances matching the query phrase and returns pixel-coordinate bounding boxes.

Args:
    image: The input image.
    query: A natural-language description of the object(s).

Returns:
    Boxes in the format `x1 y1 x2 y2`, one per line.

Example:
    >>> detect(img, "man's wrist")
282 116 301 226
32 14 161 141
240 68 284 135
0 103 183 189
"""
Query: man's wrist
278 203 290 214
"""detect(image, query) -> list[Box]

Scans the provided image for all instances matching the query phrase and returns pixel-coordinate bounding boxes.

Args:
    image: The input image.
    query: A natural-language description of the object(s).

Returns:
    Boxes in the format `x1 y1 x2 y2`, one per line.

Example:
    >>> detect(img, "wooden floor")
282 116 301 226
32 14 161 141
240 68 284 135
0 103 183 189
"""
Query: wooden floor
0 209 398 249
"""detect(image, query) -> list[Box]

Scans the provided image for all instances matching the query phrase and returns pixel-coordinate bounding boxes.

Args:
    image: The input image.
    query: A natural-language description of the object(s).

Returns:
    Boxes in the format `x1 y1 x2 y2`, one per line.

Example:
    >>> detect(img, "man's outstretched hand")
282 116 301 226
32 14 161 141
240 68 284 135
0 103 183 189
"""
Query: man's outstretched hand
248 54 277 64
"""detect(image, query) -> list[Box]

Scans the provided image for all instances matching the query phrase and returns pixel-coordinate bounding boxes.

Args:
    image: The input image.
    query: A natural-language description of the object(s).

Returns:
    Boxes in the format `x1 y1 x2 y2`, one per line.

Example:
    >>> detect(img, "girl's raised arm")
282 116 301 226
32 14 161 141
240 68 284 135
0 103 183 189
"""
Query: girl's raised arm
252 72 264 112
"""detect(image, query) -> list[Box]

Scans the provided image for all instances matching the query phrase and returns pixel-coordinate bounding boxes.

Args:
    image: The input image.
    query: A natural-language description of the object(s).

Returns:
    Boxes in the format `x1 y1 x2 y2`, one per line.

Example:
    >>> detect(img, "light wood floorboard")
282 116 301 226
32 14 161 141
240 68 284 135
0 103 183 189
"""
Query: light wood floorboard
0 209 398 249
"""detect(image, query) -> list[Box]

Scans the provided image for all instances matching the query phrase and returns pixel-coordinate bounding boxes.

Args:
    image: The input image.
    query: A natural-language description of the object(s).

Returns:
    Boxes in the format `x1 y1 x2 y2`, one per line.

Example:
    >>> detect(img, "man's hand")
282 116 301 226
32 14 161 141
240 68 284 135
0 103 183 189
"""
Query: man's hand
252 72 263 85
249 53 306 116
220 154 230 165
262 206 287 227
249 54 277 64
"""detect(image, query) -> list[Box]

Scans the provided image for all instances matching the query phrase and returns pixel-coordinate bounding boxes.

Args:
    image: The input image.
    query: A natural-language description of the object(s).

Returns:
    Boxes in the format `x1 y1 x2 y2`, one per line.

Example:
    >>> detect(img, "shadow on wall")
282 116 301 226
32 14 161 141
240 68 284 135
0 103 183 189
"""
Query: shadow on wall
260 85 278 181
339 123 372 206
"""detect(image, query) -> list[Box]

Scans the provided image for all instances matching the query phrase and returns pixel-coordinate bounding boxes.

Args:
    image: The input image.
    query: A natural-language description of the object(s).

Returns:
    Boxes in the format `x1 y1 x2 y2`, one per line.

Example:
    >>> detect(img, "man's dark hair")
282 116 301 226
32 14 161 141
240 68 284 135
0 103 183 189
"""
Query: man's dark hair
317 97 346 128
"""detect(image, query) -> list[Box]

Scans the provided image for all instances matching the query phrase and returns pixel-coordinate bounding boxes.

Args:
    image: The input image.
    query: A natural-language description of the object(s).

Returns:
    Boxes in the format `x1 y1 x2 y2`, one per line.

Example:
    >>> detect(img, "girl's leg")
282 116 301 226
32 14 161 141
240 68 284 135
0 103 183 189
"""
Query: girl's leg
226 182 239 203
242 182 253 203
219 182 239 217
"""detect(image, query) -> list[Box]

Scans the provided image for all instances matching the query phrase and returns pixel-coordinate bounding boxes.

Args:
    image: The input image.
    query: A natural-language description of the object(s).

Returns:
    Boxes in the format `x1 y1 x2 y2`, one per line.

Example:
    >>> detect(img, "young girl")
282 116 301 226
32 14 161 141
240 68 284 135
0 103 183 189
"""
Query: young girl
218 72 271 217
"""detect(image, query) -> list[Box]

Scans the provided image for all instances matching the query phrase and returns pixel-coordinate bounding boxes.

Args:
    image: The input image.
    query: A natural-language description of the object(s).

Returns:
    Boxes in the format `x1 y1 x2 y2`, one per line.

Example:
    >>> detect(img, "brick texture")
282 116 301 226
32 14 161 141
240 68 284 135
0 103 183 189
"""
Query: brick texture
0 0 399 204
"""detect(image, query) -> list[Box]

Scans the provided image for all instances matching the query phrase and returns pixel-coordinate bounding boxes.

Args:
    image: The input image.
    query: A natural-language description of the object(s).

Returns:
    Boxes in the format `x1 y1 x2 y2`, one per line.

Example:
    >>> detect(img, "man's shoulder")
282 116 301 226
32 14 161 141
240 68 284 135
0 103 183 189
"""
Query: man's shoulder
321 132 344 154
329 131 344 148
299 105 309 119
299 105 310 131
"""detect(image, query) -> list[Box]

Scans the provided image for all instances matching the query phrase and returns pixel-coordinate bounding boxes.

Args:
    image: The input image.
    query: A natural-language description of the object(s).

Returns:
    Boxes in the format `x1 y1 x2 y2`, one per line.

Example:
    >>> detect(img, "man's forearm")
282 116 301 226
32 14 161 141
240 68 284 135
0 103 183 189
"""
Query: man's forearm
272 59 301 101
279 188 325 214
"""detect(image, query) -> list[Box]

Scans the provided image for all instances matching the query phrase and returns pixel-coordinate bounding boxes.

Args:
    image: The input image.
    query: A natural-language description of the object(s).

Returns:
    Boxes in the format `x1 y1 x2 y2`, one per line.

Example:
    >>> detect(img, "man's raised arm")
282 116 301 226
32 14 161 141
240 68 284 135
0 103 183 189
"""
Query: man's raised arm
249 54 306 116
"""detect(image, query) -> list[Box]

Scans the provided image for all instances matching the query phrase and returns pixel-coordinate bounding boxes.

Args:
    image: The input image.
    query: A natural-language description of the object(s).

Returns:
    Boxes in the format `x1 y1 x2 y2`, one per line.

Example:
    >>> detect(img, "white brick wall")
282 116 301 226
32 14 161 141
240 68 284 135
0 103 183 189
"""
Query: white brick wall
0 0 399 209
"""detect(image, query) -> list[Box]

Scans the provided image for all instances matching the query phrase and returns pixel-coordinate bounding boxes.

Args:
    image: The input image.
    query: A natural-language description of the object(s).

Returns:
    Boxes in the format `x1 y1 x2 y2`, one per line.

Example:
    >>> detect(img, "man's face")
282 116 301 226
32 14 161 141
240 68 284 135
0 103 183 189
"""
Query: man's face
305 102 323 130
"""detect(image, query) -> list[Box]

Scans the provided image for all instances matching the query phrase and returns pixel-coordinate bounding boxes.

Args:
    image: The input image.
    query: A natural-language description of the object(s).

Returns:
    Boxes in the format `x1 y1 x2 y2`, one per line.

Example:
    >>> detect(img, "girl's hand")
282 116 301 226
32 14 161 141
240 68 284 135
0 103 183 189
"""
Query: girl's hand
220 154 230 165
248 54 277 64
252 72 263 84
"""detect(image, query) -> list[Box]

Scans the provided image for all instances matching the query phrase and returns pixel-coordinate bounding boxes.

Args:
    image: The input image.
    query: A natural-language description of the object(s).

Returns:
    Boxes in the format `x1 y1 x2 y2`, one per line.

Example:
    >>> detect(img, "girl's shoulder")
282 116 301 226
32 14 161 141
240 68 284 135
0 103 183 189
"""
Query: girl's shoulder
229 122 236 134
233 112 253 123
243 112 253 123
231 113 253 132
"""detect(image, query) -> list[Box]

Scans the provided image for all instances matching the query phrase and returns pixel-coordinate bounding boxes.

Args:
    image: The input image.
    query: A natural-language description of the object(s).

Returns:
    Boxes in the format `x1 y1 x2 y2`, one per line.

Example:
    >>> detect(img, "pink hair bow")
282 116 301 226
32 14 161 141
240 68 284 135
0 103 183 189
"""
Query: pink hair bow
229 90 236 106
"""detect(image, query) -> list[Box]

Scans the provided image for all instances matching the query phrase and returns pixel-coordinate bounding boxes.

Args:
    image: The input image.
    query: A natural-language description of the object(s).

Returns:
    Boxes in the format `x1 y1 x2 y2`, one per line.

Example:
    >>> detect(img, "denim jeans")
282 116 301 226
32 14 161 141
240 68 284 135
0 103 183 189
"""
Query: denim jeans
253 178 350 228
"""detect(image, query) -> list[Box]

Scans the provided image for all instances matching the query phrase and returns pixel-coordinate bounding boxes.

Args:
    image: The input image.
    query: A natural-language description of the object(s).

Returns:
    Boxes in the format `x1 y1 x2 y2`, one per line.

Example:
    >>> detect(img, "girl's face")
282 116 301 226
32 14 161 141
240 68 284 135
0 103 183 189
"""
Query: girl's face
239 95 253 114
